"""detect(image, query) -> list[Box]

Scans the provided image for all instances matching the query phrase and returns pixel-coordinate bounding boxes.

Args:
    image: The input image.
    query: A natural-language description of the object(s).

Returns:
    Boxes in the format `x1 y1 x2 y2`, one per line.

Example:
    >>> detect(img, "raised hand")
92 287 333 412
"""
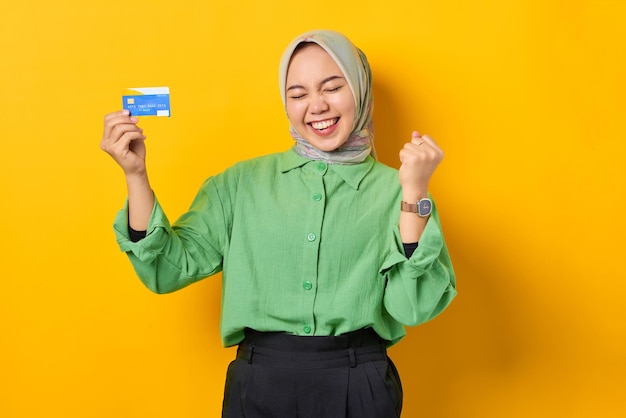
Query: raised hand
398 131 444 197
100 110 154 231
100 110 147 177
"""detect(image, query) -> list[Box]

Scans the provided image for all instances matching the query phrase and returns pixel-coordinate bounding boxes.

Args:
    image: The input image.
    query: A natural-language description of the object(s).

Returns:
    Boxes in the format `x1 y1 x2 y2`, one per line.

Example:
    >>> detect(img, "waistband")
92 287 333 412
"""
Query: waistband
236 328 388 369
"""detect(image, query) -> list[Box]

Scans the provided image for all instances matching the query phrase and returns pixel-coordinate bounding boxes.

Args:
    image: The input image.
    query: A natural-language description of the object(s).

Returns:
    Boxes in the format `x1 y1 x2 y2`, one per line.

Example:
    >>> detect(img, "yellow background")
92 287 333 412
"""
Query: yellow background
1 0 624 416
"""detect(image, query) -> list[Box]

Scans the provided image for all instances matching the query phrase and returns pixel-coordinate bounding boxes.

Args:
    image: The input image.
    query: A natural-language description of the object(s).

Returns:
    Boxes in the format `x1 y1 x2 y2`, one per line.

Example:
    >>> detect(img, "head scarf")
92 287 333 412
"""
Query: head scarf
279 30 376 164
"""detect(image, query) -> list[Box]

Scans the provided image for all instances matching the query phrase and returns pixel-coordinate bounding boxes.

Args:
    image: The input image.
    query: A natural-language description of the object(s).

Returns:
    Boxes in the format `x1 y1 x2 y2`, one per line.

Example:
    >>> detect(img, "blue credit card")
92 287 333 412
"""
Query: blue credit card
122 87 170 117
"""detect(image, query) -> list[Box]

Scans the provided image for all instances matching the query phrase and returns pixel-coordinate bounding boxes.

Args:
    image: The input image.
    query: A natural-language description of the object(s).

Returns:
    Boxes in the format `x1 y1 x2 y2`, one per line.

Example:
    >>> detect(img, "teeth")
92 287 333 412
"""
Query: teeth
311 118 337 130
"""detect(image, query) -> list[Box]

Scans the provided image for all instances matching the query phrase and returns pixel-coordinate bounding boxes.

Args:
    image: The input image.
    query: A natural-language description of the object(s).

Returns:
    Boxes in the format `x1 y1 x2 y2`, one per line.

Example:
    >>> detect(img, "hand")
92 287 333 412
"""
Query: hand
398 131 444 197
100 110 147 176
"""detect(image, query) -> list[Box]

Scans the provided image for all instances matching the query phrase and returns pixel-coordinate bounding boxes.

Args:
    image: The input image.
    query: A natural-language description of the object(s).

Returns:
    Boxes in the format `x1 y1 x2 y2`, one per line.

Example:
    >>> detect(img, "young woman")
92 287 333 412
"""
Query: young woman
101 30 456 418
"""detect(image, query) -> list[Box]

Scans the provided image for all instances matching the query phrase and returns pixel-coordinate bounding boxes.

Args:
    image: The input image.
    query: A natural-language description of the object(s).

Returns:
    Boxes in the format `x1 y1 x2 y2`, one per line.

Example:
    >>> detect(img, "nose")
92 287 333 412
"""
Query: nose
309 94 329 114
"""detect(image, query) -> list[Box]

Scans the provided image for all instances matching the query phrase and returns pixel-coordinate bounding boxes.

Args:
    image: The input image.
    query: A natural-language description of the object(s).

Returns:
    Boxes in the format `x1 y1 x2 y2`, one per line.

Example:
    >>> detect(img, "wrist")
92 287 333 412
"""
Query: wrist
125 172 152 198
125 170 149 185
401 188 428 203
400 186 432 217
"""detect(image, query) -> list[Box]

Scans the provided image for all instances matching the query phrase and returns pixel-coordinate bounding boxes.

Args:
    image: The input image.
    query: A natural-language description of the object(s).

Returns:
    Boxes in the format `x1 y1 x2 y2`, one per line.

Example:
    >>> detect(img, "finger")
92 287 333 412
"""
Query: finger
107 130 146 155
102 126 145 154
410 132 432 149
107 121 143 144
104 110 133 130
409 133 440 155
399 144 424 165
399 148 407 164
103 110 139 139
420 134 444 157
403 141 426 154
399 145 419 163
104 119 139 142
410 131 422 144
104 109 130 122
420 134 437 147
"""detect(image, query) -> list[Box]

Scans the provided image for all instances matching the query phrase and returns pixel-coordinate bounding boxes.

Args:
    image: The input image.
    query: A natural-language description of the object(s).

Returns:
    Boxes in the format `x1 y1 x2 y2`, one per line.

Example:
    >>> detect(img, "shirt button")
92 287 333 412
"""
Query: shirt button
303 325 312 334
303 281 313 290
313 193 322 201
317 162 327 171
307 233 316 242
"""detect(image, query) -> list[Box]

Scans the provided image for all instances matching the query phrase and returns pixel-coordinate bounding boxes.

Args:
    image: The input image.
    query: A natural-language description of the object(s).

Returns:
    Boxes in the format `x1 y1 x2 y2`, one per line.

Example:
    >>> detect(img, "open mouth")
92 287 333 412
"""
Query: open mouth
309 118 339 131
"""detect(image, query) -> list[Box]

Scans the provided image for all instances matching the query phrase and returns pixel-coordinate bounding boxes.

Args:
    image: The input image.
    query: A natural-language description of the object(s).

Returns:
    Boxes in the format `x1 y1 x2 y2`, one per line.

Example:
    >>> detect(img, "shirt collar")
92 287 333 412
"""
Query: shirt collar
279 148 375 190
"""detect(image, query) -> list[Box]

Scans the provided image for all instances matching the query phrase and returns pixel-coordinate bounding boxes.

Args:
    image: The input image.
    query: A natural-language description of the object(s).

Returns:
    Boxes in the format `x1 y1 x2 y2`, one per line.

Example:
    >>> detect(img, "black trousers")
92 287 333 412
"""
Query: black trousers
222 328 403 418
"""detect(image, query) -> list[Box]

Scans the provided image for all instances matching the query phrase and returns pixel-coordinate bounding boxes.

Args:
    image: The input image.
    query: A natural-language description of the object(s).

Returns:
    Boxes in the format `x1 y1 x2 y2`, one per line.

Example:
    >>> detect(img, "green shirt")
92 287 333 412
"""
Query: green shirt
113 149 456 347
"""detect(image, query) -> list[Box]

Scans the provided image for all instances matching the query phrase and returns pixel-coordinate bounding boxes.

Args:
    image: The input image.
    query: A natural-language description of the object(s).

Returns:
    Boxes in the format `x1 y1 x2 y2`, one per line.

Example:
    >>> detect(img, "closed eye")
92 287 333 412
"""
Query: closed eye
325 85 343 93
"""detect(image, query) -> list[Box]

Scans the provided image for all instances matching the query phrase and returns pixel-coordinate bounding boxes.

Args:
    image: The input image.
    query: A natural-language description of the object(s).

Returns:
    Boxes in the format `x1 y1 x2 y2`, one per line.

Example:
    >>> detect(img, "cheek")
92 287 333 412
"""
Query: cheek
340 102 356 129
285 103 304 124
335 93 356 121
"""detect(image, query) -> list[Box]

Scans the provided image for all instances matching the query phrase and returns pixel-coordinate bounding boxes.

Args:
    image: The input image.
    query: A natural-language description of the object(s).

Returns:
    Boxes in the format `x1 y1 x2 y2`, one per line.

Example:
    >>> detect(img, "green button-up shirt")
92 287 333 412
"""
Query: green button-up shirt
114 149 456 347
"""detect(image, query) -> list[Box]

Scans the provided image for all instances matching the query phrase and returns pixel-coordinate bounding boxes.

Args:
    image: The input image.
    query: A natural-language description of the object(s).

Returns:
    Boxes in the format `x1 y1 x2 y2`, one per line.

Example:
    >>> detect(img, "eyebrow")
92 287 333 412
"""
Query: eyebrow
286 75 345 91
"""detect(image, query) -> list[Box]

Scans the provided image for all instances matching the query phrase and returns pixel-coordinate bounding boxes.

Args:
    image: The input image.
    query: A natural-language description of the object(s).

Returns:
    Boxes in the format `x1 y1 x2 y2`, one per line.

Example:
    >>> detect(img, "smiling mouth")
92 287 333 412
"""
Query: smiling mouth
309 118 339 130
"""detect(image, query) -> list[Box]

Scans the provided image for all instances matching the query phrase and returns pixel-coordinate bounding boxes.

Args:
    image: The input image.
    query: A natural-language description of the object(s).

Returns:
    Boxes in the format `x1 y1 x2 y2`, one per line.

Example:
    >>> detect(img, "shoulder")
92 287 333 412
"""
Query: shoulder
200 151 290 191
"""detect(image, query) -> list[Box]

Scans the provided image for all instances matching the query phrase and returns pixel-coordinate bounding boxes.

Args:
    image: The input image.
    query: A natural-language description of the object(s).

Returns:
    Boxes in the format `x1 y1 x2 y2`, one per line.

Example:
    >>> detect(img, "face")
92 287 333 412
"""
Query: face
285 44 356 152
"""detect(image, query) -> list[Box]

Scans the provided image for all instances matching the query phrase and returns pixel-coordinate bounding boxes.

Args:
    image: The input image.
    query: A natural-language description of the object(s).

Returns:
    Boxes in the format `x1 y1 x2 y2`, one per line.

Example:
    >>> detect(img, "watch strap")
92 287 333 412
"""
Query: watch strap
400 201 418 212
400 198 432 217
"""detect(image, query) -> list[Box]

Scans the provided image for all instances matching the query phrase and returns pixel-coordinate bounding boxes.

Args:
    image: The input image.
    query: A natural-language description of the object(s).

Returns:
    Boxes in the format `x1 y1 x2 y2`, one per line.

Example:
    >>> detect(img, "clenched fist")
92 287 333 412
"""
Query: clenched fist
398 131 444 196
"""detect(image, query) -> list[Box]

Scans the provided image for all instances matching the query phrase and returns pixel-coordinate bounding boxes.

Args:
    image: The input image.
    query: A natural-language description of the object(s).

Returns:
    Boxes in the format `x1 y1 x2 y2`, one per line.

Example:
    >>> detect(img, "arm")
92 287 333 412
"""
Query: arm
100 110 154 231
112 184 227 294
103 111 227 293
380 131 454 326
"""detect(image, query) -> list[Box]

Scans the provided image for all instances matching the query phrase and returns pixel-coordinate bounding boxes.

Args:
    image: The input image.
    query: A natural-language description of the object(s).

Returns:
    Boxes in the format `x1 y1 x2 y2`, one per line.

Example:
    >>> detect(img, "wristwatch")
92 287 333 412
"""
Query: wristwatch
400 198 432 217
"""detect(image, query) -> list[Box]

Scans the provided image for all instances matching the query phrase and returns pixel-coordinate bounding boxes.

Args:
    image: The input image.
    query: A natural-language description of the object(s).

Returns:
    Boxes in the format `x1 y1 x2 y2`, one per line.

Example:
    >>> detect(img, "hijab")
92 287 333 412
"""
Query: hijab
278 30 377 164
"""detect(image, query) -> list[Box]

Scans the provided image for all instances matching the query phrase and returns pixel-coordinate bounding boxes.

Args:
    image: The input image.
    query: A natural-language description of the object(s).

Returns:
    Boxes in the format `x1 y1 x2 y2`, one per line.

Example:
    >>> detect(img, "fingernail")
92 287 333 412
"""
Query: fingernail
122 110 130 115
130 117 138 123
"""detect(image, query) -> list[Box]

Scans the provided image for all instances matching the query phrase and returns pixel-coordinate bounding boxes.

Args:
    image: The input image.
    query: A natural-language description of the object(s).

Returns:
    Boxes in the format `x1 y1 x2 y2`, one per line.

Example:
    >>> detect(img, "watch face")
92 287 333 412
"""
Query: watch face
418 199 432 217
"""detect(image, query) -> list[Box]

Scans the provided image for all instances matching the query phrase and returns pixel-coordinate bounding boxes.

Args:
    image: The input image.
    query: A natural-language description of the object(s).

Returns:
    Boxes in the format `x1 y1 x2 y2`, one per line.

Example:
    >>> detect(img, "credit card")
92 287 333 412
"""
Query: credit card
122 87 170 117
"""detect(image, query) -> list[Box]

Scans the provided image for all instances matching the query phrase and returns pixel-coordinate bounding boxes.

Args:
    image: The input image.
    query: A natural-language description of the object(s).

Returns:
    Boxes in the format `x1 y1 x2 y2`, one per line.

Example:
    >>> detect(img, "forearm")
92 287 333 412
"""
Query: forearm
126 172 154 231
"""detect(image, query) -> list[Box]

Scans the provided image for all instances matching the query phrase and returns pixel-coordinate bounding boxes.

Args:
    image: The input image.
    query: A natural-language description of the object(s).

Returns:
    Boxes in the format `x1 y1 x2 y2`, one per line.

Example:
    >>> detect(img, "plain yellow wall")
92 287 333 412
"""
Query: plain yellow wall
1 0 624 417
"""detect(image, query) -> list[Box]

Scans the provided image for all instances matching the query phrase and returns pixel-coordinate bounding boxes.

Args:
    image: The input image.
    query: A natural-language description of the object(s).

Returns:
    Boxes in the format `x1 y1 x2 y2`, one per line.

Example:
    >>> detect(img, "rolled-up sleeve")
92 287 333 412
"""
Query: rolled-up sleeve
112 181 227 294
114 196 172 263
380 205 456 326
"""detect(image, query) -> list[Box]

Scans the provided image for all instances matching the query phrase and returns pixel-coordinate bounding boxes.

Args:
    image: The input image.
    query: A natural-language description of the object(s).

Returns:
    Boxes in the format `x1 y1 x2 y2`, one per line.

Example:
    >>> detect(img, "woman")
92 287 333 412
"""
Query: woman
101 30 456 417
